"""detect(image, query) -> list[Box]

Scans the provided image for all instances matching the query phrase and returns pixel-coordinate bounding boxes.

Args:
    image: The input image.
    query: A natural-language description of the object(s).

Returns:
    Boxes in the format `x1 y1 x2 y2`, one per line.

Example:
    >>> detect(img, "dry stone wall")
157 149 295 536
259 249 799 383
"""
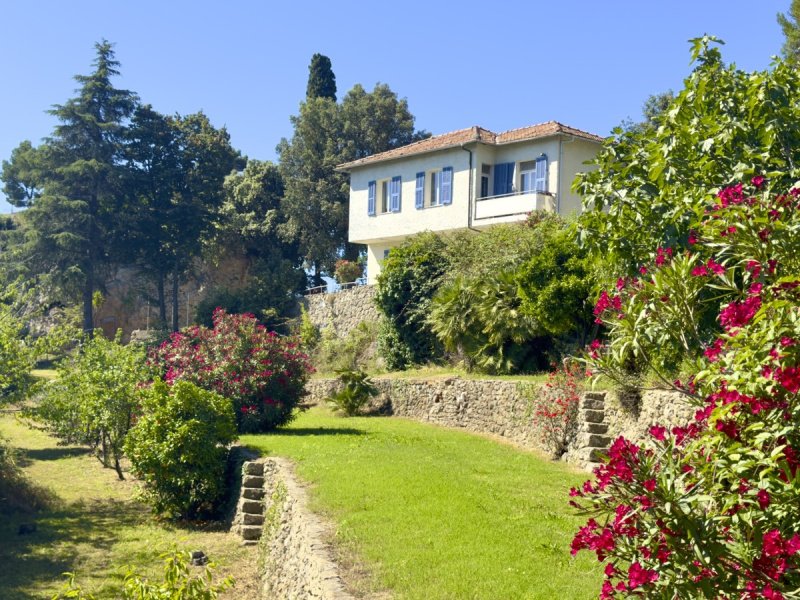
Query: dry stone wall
306 377 693 469
302 286 379 339
259 457 353 600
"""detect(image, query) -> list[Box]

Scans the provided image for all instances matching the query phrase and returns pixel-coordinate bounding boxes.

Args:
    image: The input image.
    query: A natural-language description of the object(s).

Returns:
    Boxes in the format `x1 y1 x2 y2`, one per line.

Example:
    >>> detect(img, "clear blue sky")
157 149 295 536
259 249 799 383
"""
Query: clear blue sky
0 0 789 212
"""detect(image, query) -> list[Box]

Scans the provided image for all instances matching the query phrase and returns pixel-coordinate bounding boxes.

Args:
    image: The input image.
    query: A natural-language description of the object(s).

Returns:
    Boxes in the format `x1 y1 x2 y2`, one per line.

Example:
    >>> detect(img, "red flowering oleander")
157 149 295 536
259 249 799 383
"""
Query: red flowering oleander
149 308 313 433
573 182 800 597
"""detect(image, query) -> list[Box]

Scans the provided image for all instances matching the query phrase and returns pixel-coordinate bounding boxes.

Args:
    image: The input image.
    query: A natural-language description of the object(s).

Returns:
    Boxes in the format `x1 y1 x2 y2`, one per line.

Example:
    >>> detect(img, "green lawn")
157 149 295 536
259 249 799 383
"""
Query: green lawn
0 415 259 600
243 407 602 600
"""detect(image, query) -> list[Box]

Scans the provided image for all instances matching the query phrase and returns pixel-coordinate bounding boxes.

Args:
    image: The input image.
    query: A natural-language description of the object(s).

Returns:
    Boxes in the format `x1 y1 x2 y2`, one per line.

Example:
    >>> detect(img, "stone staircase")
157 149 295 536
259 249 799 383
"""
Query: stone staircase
573 392 612 470
235 460 266 545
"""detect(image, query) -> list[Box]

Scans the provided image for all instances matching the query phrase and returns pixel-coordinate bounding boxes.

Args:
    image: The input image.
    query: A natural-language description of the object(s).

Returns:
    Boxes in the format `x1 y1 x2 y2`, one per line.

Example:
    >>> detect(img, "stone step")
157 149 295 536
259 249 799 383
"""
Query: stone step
580 396 605 410
582 409 605 423
241 539 259 546
240 525 262 541
240 499 264 514
576 433 612 448
586 447 608 462
243 461 264 476
581 422 609 435
242 475 265 488
243 513 264 526
584 392 606 401
243 487 266 501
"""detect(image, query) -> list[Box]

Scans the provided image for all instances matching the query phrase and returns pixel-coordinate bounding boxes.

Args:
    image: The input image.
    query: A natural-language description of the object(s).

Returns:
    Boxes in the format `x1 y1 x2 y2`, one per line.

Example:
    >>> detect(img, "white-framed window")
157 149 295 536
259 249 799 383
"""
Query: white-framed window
480 164 491 198
368 176 401 215
520 155 549 194
416 166 453 208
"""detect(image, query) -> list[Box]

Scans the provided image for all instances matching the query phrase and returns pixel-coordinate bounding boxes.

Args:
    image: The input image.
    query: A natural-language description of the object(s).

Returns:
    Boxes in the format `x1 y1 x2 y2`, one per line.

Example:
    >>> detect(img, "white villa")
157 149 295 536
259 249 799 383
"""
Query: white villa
337 121 603 284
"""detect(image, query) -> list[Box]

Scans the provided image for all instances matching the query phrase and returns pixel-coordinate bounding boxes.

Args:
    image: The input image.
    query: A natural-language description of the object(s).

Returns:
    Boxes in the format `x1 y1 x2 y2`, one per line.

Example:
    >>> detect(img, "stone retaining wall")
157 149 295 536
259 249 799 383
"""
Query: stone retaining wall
306 377 693 468
260 457 353 600
302 286 379 339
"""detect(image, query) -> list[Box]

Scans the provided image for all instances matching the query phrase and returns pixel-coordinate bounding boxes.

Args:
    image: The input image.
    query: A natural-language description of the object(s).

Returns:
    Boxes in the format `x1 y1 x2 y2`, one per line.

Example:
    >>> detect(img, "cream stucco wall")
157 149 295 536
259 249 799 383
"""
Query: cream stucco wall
346 135 601 283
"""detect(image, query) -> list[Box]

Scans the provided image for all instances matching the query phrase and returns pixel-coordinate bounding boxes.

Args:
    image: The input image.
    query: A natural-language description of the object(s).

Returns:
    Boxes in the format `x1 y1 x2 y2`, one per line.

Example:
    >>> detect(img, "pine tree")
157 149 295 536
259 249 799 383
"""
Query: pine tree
778 0 800 63
306 53 337 101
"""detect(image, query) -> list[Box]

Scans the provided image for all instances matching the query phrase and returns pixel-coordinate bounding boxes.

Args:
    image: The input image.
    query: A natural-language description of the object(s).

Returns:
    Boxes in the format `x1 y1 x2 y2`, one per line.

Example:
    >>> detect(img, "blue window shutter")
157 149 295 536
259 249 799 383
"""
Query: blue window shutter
493 162 514 195
535 155 548 192
415 172 425 209
441 167 453 205
368 181 376 215
493 163 506 195
390 176 401 212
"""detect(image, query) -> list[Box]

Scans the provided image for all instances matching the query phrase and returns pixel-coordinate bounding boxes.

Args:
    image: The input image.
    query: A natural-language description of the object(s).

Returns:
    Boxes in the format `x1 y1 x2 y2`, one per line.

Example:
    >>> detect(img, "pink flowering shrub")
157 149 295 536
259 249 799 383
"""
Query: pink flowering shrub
150 308 313 433
572 181 800 598
529 361 585 457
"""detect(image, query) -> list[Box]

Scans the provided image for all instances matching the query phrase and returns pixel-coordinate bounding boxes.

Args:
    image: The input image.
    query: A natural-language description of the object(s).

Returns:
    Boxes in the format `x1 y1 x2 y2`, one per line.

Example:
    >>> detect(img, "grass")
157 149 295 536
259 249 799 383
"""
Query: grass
313 364 552 384
0 415 259 600
243 407 602 600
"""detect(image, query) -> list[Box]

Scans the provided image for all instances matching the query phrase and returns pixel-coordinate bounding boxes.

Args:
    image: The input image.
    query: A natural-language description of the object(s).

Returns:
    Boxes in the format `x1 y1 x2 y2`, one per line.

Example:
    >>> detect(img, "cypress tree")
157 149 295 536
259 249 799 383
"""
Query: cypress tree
306 53 337 101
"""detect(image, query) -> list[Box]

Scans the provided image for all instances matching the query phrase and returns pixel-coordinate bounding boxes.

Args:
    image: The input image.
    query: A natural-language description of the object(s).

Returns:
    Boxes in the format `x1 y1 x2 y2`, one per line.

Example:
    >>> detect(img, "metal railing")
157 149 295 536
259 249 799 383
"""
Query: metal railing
302 278 367 296
476 189 555 202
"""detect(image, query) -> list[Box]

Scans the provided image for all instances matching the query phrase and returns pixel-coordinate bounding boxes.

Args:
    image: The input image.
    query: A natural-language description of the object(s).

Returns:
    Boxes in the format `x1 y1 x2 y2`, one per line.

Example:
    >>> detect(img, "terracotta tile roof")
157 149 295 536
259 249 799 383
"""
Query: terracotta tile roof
336 121 604 171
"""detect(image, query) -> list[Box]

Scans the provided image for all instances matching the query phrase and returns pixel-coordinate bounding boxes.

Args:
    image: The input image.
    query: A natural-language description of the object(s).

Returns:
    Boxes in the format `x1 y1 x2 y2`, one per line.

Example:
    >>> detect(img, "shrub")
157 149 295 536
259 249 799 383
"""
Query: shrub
33 332 150 479
315 320 379 374
375 232 448 370
327 369 378 416
571 181 800 597
149 308 312 433
526 361 584 457
0 434 56 513
333 259 362 284
297 304 320 353
0 306 37 405
53 548 233 599
125 379 237 520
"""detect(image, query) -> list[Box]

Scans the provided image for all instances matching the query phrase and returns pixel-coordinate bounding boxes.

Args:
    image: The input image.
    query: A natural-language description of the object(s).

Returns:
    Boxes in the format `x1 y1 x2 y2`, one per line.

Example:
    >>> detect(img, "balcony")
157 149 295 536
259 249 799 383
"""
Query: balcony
473 190 555 221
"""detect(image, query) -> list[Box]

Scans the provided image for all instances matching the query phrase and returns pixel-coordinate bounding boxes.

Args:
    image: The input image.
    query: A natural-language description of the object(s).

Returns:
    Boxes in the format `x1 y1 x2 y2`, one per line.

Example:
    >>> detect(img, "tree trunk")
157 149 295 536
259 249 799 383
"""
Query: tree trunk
157 272 167 329
82 268 94 336
313 261 324 288
171 262 179 332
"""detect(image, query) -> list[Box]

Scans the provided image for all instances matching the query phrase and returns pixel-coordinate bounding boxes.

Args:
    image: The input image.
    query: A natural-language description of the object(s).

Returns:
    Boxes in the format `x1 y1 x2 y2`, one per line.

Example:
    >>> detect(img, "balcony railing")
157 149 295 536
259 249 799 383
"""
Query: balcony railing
474 190 554 220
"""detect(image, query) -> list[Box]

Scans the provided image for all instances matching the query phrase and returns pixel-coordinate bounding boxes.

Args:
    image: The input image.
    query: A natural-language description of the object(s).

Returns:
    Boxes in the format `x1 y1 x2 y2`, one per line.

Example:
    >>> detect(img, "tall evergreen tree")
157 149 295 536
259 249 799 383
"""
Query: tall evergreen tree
306 53 337 101
2 41 137 333
278 82 428 285
778 0 800 63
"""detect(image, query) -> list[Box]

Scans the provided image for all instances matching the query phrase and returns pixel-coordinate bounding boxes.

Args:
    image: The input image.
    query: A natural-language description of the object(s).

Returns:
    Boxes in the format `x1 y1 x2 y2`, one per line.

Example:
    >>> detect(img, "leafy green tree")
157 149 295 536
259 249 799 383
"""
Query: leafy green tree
576 36 800 280
306 53 337 100
34 332 150 479
203 159 304 327
278 81 428 284
1 41 137 334
778 0 800 62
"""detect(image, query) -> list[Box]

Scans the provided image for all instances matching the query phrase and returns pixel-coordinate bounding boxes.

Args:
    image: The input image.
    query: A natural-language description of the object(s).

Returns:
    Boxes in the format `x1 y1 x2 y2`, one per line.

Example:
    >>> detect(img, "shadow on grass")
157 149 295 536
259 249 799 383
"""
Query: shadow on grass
0 497 145 599
18 446 91 465
273 427 365 437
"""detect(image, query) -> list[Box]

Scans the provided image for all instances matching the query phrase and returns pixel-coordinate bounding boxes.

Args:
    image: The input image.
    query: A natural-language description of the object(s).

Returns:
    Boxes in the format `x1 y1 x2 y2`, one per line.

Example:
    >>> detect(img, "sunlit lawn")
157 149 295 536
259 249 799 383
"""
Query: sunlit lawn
0 415 258 600
243 407 602 600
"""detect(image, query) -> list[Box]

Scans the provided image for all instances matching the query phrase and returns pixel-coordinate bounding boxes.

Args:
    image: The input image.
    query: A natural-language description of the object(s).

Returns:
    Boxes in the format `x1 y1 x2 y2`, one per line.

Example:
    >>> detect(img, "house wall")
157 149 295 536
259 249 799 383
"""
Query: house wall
558 138 601 215
348 147 471 247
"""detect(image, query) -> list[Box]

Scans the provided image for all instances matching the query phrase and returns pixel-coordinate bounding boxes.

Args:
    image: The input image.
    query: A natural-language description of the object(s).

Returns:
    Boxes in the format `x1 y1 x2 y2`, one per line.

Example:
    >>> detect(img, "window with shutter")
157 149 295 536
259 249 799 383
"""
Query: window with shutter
493 162 514 195
415 172 425 209
368 181 376 216
535 155 548 192
441 167 453 205
390 176 402 212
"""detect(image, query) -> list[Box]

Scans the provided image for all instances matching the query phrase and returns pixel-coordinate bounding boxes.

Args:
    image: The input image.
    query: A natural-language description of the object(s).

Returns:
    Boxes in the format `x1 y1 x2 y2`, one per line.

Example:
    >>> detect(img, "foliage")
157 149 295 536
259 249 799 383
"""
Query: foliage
278 81 427 283
53 549 233 600
1 41 137 333
34 331 150 479
327 369 378 416
426 216 593 374
525 362 585 457
306 53 337 101
0 307 37 405
778 0 800 63
0 434 56 514
125 379 237 520
297 304 320 353
149 308 312 433
315 319 379 374
576 36 800 281
333 258 362 284
374 232 448 370
571 182 800 598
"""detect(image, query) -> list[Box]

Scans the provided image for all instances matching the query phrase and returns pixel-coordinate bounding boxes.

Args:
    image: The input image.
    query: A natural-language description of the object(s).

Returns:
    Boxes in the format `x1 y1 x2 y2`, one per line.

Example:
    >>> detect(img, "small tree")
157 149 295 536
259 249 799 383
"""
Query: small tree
34 332 150 479
125 379 237 519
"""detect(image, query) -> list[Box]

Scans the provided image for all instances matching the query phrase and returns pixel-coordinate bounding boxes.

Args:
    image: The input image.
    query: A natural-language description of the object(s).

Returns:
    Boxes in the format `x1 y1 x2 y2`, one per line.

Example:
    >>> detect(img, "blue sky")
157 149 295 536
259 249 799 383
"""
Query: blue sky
0 0 789 212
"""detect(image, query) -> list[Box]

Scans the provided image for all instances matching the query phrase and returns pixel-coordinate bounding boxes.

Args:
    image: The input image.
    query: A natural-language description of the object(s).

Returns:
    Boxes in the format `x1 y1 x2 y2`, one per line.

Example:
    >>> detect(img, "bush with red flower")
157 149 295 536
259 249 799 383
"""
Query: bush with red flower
572 180 800 597
150 308 313 433
334 259 363 284
528 360 585 457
